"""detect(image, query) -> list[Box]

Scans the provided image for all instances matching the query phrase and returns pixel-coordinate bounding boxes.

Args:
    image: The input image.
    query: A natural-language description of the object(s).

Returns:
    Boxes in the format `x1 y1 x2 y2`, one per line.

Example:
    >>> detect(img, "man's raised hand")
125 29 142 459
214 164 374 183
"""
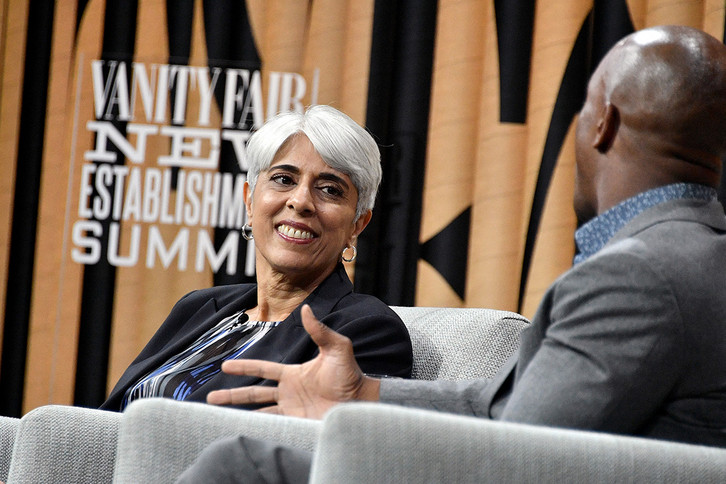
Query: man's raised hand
206 304 381 419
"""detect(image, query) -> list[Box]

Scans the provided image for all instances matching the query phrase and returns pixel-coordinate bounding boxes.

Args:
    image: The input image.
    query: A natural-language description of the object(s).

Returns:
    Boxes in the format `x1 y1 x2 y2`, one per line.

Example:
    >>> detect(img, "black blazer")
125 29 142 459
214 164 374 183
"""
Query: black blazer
101 264 412 411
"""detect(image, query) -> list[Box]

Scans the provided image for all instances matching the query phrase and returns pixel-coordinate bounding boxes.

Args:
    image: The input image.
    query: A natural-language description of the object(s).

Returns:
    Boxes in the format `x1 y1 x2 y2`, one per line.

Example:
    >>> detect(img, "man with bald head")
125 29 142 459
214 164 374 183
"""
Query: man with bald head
176 25 726 482
573 25 726 226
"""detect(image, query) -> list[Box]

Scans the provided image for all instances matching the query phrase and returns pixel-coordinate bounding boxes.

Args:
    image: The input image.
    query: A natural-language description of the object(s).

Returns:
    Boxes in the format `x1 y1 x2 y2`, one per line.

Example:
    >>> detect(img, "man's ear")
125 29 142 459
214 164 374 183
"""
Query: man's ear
594 102 619 152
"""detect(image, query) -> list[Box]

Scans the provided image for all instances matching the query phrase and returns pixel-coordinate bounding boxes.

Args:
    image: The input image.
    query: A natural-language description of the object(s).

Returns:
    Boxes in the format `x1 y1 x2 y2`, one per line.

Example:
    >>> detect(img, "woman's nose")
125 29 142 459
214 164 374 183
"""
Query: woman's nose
287 184 315 214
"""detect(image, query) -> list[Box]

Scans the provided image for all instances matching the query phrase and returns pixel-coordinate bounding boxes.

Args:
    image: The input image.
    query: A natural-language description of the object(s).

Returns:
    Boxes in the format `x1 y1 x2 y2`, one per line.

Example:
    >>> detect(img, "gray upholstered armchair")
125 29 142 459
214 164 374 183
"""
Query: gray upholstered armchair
5 306 532 483
7 306 726 483
110 306 529 483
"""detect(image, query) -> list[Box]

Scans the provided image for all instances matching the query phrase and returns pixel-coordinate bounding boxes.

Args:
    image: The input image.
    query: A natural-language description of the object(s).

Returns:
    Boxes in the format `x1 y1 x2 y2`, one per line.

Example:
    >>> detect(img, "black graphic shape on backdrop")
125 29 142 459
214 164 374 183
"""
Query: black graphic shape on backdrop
167 0 193 63
356 0 438 306
202 0 261 286
494 0 535 123
517 1 634 312
0 0 55 418
74 0 139 408
420 208 472 299
395 1 535 301
165 0 194 191
76 0 91 37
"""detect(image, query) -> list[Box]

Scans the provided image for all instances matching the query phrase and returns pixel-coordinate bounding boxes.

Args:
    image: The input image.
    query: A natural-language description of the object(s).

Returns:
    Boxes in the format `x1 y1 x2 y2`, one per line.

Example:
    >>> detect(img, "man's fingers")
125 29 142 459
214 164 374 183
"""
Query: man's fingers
301 304 349 349
207 385 279 405
255 405 282 415
220 359 285 380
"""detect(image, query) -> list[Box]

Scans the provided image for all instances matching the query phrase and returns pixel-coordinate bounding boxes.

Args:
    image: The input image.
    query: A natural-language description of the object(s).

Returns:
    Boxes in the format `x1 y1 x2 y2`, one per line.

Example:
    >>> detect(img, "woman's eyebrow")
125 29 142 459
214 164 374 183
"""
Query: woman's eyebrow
318 172 350 189
268 164 300 174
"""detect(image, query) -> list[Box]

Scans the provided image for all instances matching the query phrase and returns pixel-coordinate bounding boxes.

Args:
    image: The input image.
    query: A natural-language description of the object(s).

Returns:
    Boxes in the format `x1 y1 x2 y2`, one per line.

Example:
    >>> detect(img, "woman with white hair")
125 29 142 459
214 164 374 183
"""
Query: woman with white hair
101 105 412 411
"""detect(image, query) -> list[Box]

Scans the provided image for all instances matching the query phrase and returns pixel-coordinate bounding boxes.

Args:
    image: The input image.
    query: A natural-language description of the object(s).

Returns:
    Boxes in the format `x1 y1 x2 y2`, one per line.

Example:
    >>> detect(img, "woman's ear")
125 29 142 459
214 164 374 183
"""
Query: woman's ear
243 181 253 222
594 102 619 152
351 210 373 241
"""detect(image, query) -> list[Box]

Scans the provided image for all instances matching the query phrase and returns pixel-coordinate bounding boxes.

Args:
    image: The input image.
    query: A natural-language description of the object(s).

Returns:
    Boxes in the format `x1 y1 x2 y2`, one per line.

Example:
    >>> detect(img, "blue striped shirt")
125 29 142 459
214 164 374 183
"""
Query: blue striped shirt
573 183 717 265
121 311 280 409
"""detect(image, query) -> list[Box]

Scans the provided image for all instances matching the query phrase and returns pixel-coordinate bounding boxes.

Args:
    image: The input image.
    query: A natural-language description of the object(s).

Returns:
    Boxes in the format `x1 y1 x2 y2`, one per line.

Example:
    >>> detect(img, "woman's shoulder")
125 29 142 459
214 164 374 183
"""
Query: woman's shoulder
330 291 403 323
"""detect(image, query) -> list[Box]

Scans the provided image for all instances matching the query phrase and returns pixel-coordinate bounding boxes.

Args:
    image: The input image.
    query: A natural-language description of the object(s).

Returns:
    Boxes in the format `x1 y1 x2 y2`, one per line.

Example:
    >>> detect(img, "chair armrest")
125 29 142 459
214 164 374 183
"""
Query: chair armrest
310 402 726 483
113 398 321 483
7 405 120 483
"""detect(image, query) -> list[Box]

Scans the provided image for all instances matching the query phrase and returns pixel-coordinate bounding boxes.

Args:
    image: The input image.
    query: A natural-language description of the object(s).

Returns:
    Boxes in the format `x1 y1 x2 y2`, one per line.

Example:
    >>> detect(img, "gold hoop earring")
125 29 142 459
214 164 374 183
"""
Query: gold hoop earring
342 245 357 263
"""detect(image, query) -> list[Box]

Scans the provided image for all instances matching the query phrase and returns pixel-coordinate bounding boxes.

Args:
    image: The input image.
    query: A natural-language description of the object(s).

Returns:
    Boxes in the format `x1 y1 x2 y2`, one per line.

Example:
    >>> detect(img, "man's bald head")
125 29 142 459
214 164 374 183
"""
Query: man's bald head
602 25 726 168
574 25 726 222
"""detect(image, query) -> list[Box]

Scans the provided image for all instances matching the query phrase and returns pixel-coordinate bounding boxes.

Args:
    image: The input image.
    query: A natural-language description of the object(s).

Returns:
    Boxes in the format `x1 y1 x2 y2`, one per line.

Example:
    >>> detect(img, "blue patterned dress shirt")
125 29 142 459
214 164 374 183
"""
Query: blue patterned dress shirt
573 183 718 265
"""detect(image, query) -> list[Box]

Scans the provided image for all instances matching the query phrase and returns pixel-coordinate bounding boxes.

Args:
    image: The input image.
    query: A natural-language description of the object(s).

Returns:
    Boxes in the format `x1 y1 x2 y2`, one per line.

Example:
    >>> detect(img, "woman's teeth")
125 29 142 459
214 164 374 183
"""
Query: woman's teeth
277 224 313 240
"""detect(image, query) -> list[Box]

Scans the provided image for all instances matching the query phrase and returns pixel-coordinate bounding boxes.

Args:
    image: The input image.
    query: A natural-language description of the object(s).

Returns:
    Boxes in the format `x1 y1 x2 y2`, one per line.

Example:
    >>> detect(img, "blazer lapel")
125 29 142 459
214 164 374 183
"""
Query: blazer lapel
288 263 354 328
225 263 354 362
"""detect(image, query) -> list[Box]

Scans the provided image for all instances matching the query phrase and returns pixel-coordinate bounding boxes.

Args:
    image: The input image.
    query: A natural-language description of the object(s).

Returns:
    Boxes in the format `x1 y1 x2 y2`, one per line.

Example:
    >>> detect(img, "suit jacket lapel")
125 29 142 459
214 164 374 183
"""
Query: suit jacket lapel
285 263 354 328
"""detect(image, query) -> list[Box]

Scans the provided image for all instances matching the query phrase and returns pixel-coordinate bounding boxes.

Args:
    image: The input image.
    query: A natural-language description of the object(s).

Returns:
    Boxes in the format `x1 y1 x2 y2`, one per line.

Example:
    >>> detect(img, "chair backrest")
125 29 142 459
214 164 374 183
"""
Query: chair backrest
310 402 726 483
0 415 19 482
392 306 529 380
113 398 321 484
7 405 120 484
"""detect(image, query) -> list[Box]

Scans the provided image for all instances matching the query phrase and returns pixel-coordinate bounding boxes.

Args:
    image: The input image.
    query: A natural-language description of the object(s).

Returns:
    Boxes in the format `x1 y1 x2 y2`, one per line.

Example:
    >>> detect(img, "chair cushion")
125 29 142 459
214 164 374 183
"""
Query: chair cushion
392 306 528 380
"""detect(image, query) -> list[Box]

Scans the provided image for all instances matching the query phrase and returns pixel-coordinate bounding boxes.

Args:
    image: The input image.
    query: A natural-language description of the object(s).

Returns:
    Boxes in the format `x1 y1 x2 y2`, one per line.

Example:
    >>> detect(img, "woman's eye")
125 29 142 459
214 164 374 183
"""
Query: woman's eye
271 174 294 185
320 185 344 197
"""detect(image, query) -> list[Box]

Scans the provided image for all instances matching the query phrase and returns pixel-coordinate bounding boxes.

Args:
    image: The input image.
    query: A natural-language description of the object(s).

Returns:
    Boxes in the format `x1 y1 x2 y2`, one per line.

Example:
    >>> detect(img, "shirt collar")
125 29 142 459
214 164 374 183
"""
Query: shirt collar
573 183 717 265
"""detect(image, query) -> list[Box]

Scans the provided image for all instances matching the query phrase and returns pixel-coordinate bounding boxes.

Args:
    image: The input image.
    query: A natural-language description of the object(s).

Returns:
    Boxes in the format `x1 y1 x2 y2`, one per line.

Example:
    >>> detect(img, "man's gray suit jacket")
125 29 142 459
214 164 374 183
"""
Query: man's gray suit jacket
382 198 726 447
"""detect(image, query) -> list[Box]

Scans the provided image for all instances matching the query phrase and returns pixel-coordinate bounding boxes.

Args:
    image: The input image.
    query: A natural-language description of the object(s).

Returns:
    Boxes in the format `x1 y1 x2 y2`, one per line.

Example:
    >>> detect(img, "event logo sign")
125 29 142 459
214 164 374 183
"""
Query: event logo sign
69 59 319 277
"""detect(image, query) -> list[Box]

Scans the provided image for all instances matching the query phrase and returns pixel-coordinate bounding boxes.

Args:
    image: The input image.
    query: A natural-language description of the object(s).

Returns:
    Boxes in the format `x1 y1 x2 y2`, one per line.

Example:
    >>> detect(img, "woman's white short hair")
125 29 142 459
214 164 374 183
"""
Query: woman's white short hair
245 105 382 219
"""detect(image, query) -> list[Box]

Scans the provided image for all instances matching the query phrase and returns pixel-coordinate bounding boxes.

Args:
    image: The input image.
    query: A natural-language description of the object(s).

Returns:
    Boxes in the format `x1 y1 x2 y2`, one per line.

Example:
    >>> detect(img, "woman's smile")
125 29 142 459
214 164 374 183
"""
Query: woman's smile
276 222 317 242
